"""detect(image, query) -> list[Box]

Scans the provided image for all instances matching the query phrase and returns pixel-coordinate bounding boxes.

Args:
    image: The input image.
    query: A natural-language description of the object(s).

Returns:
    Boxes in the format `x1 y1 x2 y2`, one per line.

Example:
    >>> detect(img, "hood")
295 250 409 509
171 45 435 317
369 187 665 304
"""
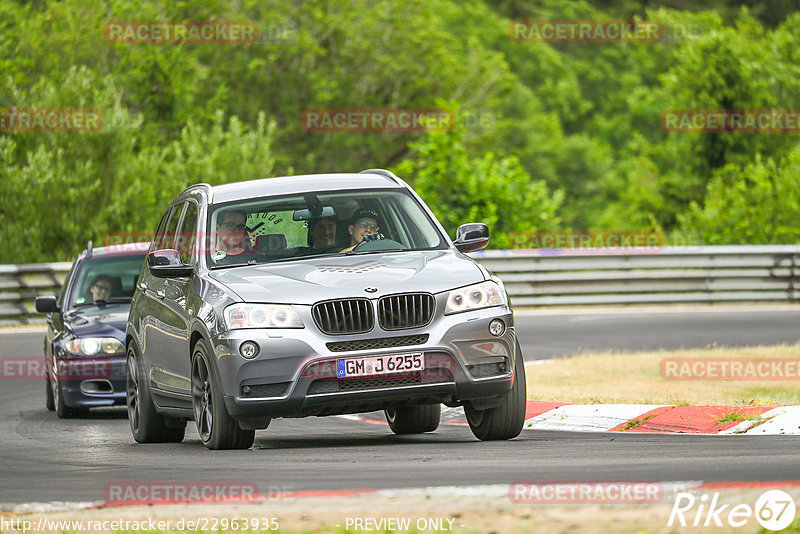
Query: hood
64 303 129 340
208 250 484 304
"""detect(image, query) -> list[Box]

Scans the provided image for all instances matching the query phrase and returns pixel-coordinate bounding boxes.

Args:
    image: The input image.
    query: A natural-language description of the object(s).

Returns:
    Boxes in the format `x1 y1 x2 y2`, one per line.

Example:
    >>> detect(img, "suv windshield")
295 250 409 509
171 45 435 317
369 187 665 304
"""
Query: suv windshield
70 255 147 307
206 189 446 267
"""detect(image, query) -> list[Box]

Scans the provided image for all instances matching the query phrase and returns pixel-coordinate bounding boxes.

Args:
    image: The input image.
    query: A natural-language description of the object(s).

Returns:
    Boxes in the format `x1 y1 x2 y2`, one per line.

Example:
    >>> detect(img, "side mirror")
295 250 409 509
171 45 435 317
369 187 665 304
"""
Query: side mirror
35 296 59 313
453 223 490 253
148 249 193 278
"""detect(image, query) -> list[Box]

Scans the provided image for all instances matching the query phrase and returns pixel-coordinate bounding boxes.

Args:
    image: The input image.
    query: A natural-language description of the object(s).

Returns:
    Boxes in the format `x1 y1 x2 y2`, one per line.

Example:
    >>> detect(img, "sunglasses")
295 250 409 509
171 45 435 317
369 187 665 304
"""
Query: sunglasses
356 221 379 232
93 285 112 292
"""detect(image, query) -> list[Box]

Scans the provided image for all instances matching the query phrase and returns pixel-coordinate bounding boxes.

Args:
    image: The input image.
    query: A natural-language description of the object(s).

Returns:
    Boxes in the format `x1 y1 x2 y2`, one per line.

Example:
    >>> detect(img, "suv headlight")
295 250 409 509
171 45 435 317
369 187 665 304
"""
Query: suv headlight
445 281 506 315
65 337 125 356
224 304 304 329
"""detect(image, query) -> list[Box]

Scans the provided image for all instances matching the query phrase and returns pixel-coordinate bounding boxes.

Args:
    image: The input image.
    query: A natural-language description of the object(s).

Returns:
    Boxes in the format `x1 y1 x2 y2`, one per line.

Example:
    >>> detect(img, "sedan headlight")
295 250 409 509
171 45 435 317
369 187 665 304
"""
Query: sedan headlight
65 337 125 356
445 281 506 315
224 304 304 329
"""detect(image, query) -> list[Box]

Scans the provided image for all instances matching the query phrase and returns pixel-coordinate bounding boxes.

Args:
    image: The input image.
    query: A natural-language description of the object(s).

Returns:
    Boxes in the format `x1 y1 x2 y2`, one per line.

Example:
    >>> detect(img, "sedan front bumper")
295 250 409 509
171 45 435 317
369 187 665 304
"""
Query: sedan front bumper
53 355 127 408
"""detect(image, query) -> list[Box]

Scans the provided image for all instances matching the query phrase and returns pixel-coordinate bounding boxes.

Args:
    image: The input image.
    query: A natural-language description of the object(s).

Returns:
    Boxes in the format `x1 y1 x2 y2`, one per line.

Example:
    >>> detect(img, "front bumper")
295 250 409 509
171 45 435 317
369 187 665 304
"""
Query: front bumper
53 355 127 408
210 305 517 427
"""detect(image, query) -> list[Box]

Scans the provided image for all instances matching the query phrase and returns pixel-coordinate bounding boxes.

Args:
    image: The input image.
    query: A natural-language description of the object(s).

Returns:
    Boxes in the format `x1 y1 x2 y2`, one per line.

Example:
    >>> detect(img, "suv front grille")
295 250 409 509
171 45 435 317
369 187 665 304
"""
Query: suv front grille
312 298 374 335
326 334 429 352
378 293 435 330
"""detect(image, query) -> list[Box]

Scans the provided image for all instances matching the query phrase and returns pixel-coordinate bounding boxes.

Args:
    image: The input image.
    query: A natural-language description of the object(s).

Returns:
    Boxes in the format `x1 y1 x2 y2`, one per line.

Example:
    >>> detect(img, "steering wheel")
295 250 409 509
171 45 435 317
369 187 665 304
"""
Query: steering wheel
352 234 405 252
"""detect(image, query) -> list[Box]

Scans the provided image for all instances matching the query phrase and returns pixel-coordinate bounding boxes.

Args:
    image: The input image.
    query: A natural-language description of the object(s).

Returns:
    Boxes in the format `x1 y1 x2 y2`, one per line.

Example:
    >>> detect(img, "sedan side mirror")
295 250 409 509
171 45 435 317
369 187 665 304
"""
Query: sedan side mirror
35 296 60 313
453 223 490 253
148 249 194 278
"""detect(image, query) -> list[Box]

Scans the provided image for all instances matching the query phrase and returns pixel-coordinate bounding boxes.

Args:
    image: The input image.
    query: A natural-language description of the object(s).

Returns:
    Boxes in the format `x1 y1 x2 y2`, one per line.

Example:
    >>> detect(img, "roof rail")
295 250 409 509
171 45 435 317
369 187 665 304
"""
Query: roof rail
180 182 214 203
85 240 93 258
359 168 401 184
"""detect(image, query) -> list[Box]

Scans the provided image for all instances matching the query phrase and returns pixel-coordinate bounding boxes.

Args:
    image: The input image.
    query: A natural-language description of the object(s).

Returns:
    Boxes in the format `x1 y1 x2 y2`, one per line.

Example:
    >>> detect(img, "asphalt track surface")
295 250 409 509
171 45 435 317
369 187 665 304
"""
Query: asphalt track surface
1 307 799 504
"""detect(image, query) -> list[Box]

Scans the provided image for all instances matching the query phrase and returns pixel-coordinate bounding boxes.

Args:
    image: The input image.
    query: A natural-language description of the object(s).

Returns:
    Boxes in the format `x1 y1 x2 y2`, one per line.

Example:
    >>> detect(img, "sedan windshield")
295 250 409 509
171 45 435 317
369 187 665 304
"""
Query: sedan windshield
70 255 147 307
206 189 446 267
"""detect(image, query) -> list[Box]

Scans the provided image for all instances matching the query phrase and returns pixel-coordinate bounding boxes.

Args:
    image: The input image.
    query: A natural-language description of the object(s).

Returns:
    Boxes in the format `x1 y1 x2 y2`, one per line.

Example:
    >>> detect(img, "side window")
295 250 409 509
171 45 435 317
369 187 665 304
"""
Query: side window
176 202 198 264
161 203 185 250
151 207 173 252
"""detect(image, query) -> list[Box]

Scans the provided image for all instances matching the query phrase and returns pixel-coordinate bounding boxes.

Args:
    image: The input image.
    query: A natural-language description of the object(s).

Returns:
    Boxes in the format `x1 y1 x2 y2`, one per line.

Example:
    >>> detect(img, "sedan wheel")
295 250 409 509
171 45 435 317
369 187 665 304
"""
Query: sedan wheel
53 369 83 419
45 372 55 411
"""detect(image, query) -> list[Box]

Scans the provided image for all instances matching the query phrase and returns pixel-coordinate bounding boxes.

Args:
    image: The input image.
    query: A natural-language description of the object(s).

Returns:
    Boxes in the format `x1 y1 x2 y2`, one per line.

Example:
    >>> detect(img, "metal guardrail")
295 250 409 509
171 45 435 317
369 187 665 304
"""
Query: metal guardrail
2 246 799 325
471 245 800 306
0 262 71 326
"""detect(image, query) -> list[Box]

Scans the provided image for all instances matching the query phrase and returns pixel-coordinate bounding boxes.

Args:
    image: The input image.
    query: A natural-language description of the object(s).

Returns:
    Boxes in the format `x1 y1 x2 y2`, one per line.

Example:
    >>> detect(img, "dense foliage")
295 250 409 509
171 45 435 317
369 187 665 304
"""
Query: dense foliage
1 0 799 262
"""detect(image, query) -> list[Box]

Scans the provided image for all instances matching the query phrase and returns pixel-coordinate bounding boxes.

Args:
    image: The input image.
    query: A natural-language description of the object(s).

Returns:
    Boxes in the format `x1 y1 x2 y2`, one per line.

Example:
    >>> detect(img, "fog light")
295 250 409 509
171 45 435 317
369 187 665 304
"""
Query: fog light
240 341 259 359
488 319 505 337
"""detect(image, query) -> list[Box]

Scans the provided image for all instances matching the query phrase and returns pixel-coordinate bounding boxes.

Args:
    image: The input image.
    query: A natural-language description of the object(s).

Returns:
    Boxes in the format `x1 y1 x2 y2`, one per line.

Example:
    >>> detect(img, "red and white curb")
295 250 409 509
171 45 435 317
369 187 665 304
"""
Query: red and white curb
341 402 800 435
521 402 800 435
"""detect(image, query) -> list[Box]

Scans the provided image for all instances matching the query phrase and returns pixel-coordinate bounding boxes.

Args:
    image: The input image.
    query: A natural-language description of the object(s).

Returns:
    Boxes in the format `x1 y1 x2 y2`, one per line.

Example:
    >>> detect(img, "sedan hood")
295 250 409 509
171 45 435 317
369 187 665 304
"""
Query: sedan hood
208 250 484 304
64 304 129 340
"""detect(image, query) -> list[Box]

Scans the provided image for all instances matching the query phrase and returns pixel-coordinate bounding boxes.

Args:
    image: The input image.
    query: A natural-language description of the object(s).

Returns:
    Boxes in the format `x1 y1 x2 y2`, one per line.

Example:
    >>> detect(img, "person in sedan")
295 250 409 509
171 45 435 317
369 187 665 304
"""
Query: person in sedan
340 208 382 253
88 275 114 303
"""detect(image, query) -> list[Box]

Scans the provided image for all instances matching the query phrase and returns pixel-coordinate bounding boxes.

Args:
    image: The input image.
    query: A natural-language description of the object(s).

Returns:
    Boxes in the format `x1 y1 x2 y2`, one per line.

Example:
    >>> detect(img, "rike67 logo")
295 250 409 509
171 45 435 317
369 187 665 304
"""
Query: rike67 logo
669 490 796 531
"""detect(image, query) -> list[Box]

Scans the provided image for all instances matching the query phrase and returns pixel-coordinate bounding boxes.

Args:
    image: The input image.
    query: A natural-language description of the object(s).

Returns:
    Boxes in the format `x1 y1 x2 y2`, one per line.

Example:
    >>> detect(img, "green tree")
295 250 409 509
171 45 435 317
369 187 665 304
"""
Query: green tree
394 124 563 248
678 145 800 244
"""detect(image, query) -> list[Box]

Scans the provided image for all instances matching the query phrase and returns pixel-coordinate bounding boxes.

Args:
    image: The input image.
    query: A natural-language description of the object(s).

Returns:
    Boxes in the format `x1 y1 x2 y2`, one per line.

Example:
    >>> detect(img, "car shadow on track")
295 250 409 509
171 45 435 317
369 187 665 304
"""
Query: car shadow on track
41 406 128 420
248 434 471 450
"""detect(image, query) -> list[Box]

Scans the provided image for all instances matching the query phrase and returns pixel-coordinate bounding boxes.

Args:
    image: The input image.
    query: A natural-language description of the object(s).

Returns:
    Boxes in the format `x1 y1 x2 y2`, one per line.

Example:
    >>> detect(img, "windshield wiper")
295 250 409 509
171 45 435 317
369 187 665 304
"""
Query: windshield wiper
268 252 342 262
210 262 254 270
71 297 131 308
346 249 405 255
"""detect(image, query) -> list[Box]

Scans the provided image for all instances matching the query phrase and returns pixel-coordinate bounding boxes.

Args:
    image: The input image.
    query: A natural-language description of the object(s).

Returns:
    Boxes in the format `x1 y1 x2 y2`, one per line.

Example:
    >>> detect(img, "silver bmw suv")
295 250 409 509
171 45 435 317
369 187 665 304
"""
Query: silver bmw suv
125 169 526 449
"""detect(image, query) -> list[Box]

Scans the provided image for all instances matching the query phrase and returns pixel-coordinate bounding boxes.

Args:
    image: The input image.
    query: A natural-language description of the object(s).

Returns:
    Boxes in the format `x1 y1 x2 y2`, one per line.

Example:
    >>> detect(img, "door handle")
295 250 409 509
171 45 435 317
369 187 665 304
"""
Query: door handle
156 289 165 299
137 282 147 291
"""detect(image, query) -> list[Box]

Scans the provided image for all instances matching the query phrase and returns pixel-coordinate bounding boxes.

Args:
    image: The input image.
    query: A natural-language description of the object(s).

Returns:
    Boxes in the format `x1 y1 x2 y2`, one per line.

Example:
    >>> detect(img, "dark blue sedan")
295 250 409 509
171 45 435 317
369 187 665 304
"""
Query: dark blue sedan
35 241 149 417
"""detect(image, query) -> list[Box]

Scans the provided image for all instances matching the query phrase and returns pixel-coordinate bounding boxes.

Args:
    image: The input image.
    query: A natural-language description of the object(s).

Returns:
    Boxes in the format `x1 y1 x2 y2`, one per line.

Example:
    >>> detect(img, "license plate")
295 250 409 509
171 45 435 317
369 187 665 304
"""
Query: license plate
336 352 425 378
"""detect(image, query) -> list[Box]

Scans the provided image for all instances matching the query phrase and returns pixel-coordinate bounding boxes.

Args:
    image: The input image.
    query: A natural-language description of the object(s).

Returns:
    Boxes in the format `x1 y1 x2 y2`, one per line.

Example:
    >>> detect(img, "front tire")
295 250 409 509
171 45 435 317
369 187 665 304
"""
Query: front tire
126 344 184 443
465 341 527 441
191 339 254 450
385 404 441 434
45 372 55 411
54 372 85 419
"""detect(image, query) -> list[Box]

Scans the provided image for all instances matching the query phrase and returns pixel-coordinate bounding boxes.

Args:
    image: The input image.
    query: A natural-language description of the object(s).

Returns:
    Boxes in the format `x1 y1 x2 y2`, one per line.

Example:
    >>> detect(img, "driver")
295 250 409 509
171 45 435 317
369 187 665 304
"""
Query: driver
88 274 114 303
213 210 252 263
340 208 382 253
